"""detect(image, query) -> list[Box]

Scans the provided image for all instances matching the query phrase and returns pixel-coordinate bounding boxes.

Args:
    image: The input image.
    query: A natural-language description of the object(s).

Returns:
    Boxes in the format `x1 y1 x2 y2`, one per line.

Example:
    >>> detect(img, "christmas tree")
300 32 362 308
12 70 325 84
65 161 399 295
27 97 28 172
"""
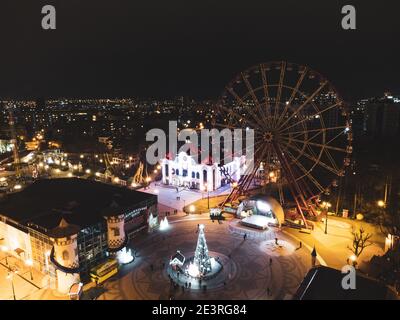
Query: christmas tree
194 224 212 275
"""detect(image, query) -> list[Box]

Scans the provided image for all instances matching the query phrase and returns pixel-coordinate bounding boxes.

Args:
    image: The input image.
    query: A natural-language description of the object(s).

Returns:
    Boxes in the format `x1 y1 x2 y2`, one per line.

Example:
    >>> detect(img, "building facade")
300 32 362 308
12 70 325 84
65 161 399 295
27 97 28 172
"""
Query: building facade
161 151 245 191
0 178 158 294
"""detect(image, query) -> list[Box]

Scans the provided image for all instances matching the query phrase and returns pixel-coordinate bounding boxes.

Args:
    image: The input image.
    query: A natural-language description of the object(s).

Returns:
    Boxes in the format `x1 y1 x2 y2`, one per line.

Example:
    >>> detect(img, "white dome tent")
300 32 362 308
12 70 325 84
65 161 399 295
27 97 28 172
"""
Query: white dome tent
236 195 285 229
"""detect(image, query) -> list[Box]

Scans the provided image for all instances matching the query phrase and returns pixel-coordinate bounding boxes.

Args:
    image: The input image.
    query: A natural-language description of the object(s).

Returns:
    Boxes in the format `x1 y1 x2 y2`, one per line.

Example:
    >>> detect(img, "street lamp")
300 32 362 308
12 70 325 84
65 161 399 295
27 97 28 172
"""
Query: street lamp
200 185 205 199
321 201 332 234
349 254 357 268
377 200 386 208
204 183 211 209
6 266 18 300
25 259 34 280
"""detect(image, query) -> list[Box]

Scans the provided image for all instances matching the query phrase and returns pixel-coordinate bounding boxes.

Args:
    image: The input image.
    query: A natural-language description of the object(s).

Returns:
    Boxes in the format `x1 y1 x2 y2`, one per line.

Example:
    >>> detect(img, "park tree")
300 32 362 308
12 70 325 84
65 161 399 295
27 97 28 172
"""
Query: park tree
348 226 373 258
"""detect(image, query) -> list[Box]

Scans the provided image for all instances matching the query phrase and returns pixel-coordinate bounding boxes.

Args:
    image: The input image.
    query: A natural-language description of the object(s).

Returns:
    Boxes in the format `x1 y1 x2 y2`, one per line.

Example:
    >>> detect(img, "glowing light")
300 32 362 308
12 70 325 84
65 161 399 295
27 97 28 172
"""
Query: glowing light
377 200 385 208
145 177 151 183
321 201 332 209
153 189 159 194
159 217 170 231
85 169 91 174
156 165 161 170
67 173 73 178
269 171 275 178
80 154 84 159
189 205 196 213
0 177 6 182
349 255 357 262
131 182 137 188
187 262 200 278
25 259 33 266
117 247 134 264
256 200 271 213
114 177 120 183
14 184 22 190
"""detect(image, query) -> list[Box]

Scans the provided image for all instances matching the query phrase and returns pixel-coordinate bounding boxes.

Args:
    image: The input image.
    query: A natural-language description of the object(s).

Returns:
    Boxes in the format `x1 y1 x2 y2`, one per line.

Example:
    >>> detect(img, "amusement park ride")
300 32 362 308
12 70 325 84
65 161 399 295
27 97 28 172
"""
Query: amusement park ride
214 61 353 229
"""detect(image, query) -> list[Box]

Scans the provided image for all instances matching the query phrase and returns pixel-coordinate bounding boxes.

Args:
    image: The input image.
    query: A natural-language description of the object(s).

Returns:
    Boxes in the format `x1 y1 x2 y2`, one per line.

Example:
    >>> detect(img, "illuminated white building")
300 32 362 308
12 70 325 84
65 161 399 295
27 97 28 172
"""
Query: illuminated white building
161 151 245 191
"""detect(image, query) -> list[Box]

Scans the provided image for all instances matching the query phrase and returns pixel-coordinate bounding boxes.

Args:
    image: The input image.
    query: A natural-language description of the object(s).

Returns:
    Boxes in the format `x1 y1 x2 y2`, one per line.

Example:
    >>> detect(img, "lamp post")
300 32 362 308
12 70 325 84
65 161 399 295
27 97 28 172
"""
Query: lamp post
204 183 210 209
6 266 18 300
25 258 34 281
321 201 332 234
377 200 386 208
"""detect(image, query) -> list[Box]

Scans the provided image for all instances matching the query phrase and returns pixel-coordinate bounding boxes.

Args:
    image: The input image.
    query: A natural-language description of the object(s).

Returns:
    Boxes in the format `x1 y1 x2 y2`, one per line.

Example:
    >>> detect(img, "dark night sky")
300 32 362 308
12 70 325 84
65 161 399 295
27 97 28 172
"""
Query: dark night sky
0 0 399 100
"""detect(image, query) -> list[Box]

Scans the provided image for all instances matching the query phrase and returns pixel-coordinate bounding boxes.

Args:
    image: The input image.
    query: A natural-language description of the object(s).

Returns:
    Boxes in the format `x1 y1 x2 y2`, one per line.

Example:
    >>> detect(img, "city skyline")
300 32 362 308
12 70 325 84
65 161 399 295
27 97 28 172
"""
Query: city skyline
1 0 399 100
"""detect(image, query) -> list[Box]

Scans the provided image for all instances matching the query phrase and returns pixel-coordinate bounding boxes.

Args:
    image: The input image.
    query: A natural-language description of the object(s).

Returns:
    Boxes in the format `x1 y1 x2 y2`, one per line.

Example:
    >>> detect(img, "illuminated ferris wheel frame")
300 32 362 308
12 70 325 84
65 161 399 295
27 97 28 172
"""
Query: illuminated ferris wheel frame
215 61 353 228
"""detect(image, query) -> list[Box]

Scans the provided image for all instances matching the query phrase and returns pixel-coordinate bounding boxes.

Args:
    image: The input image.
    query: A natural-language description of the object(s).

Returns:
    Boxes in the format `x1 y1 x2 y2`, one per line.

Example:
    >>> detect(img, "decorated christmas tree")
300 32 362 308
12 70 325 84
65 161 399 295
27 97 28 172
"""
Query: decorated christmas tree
194 224 212 275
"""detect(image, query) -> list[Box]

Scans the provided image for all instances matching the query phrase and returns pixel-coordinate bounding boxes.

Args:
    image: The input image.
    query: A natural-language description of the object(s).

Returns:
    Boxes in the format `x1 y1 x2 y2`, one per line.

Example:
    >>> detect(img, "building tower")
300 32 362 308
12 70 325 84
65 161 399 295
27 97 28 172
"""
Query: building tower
48 218 81 294
103 200 127 252
194 224 212 275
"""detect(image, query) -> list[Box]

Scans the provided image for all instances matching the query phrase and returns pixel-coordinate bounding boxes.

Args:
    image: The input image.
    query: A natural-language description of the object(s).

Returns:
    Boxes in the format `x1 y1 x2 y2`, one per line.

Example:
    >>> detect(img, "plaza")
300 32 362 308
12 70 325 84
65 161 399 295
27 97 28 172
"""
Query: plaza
97 215 313 300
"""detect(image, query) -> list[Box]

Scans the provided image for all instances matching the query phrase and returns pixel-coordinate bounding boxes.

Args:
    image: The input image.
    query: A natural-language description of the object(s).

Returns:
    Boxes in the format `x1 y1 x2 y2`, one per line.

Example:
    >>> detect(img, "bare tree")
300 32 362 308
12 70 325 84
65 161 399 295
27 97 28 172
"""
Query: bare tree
348 226 373 258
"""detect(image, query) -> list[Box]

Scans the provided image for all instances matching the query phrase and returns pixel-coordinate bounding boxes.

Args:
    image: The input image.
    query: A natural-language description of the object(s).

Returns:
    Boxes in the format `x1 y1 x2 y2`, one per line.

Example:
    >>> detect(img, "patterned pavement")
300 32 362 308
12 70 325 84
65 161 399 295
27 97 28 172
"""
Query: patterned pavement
98 218 313 300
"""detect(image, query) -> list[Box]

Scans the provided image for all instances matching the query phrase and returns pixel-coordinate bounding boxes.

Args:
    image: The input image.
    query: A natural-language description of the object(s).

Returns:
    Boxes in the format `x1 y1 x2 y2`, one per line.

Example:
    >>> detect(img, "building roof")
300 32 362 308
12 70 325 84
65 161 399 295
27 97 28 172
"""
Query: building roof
171 250 185 263
293 266 398 300
47 218 81 238
0 178 157 233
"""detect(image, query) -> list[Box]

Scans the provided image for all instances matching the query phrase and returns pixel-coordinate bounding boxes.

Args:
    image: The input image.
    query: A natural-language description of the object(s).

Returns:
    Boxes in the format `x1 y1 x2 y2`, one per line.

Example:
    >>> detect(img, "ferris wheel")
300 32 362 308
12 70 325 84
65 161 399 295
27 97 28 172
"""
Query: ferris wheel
214 61 353 227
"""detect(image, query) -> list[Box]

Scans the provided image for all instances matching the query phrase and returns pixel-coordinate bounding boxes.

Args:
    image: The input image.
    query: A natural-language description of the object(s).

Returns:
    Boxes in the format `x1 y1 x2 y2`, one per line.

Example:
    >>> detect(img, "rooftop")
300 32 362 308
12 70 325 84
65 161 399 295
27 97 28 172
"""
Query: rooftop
0 178 157 233
293 266 397 300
